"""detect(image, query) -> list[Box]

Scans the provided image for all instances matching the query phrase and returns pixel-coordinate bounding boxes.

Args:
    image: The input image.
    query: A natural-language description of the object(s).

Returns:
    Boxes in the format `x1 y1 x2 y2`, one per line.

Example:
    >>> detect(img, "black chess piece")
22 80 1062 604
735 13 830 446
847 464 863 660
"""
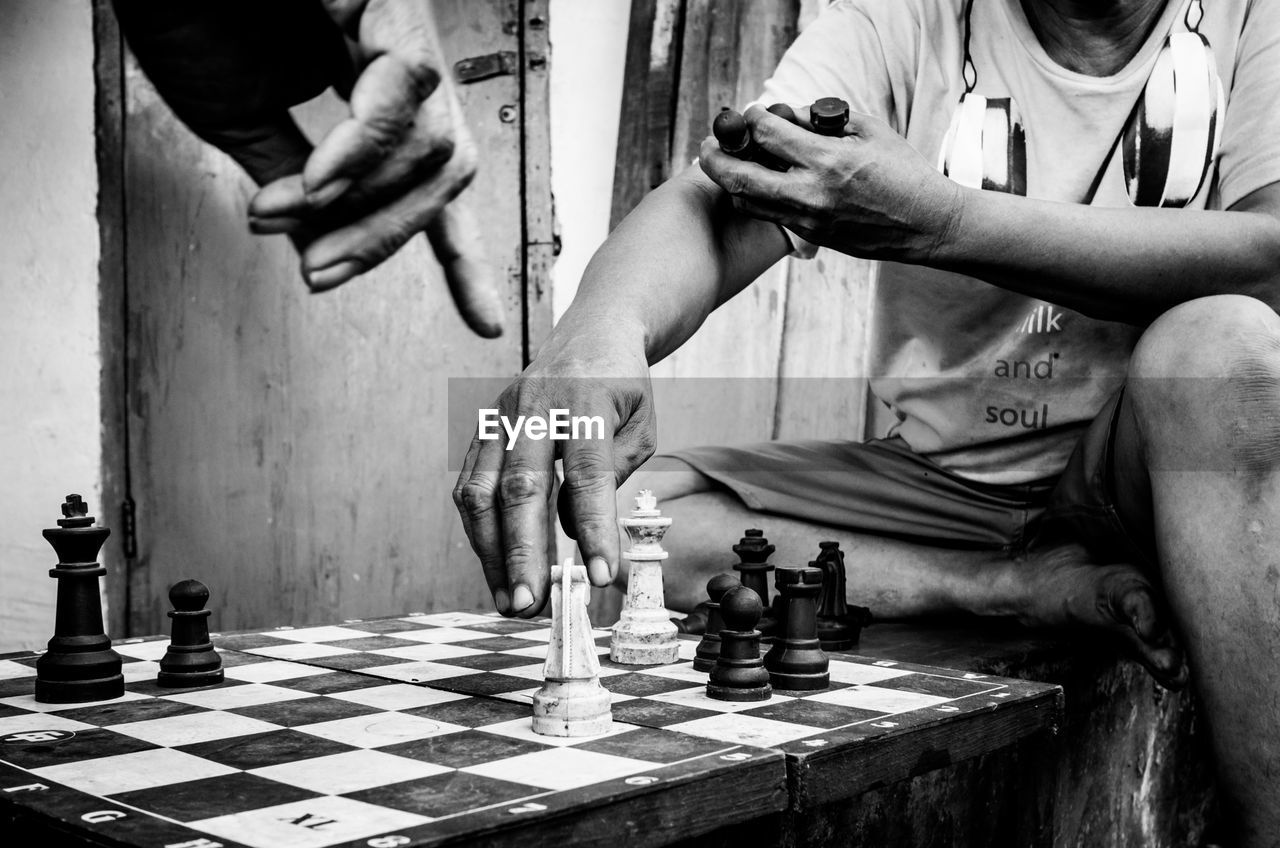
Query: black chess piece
693 573 741 672
811 97 850 136
733 529 777 638
36 495 124 704
814 541 857 651
764 565 830 691
706 586 771 702
157 580 224 688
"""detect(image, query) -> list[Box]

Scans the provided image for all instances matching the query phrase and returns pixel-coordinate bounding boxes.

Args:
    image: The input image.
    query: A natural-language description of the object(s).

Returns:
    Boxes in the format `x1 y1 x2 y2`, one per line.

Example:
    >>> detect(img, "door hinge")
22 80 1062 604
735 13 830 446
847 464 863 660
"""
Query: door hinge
120 497 137 559
454 51 518 84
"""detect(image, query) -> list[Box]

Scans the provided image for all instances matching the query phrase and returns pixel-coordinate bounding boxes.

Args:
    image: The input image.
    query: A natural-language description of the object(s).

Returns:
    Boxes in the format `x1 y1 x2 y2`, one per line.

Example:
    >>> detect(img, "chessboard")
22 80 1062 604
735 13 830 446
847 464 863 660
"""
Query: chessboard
0 638 784 848
0 612 1060 848
215 612 1061 809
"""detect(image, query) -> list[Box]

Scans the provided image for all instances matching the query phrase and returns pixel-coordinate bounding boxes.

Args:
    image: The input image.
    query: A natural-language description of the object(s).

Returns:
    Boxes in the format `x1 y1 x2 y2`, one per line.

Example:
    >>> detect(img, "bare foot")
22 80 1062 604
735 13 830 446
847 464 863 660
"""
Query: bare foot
1004 543 1189 689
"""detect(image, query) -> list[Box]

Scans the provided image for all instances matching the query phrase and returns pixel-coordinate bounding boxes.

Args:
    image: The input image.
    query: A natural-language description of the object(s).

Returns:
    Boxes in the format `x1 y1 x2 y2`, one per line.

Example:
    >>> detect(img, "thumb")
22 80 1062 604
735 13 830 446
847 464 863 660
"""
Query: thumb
425 204 506 339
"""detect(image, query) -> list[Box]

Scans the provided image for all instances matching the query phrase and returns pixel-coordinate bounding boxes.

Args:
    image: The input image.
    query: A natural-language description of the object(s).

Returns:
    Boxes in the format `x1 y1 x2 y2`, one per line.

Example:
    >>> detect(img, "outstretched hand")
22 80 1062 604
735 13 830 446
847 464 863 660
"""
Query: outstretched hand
115 0 503 337
698 104 963 265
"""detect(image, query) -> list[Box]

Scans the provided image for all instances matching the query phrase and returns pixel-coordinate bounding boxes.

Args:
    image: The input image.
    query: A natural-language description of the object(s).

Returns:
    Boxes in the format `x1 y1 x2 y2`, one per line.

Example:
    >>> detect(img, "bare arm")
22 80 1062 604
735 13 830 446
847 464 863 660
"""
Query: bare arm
455 165 789 616
703 106 1280 325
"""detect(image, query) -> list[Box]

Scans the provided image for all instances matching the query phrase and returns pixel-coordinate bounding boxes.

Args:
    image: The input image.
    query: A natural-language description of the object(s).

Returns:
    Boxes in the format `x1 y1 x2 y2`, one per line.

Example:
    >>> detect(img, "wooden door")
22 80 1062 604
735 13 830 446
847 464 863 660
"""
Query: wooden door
96 0 552 635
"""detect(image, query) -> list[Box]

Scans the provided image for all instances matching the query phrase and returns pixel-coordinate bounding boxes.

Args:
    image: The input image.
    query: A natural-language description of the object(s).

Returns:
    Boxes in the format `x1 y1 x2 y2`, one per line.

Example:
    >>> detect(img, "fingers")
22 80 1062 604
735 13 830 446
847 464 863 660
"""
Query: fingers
698 140 793 203
743 104 829 166
306 0 447 200
297 138 476 291
499 433 557 618
426 204 505 338
453 436 511 613
559 437 621 587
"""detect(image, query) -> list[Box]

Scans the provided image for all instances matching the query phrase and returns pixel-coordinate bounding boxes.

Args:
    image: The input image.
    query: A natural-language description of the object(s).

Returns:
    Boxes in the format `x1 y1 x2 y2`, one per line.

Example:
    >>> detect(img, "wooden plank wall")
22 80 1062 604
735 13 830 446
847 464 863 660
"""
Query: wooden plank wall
104 0 551 634
611 0 876 457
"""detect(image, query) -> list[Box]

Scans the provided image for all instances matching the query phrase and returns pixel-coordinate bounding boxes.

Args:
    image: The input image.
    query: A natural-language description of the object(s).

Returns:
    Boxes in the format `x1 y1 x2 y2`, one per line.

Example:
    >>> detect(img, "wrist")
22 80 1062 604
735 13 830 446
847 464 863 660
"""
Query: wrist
923 179 971 268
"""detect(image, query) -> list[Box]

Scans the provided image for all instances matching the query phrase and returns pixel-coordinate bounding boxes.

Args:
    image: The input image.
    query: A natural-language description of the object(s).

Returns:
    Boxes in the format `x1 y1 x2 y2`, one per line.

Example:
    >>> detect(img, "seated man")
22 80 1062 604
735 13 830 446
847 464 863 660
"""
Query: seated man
455 0 1280 840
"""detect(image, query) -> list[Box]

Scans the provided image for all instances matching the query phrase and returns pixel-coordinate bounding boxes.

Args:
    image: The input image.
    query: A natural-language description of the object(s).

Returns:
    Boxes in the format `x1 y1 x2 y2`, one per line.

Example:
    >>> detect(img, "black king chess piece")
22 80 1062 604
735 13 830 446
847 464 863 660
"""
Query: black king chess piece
693 573 740 672
158 580 224 687
733 529 777 638
764 565 830 690
706 585 772 702
36 494 124 703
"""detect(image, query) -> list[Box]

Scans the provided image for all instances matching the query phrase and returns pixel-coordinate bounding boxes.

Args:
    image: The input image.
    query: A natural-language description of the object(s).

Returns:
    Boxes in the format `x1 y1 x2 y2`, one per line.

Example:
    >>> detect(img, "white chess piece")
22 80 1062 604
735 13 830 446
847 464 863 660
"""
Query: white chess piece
610 490 680 664
532 560 612 736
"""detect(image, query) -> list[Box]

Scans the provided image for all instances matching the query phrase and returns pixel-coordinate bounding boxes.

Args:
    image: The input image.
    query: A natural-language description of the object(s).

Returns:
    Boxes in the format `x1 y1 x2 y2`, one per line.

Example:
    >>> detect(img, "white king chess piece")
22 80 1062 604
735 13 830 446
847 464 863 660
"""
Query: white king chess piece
610 490 680 664
532 559 612 736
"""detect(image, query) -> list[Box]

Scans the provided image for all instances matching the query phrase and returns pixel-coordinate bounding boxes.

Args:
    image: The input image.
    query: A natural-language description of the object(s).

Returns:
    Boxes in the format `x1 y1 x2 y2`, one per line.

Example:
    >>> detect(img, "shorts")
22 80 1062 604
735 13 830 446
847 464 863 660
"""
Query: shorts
666 389 1155 568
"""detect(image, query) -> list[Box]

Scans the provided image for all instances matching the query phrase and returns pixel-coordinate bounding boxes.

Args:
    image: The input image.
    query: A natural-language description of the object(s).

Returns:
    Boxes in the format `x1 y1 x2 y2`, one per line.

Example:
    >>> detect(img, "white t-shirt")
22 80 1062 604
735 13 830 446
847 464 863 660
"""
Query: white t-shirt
756 0 1280 484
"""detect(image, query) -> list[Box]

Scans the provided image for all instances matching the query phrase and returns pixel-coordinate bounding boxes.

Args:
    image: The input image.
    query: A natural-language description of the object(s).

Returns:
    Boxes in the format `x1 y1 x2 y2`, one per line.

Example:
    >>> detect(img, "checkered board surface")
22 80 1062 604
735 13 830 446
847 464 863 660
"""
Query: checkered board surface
0 635 783 848
216 612 1060 807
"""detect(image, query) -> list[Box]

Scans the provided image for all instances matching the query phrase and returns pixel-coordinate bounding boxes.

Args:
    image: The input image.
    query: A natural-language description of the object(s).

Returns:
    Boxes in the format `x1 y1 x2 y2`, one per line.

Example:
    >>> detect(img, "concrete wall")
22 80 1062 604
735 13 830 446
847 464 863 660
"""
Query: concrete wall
0 1 101 650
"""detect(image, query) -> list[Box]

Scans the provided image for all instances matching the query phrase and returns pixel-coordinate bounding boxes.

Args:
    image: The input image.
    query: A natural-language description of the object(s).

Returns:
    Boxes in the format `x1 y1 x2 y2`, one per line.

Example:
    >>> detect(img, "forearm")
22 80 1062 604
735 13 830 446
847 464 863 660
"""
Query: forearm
936 184 1280 324
552 167 789 364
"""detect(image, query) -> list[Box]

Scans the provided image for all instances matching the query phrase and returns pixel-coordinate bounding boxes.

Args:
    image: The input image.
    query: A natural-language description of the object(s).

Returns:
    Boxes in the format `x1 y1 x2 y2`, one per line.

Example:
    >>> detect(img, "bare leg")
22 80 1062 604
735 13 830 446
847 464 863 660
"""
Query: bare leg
1122 295 1280 846
612 456 1183 685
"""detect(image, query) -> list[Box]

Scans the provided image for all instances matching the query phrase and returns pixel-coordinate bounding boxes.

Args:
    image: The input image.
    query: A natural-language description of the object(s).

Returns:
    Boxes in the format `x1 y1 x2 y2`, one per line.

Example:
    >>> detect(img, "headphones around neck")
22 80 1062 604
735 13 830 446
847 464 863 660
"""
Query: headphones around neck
937 0 1224 207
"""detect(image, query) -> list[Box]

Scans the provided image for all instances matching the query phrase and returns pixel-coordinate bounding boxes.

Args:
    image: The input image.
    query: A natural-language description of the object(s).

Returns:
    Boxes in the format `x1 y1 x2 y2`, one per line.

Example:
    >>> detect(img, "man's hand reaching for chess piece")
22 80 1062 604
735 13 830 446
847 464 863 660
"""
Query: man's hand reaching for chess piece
114 0 503 337
453 326 657 618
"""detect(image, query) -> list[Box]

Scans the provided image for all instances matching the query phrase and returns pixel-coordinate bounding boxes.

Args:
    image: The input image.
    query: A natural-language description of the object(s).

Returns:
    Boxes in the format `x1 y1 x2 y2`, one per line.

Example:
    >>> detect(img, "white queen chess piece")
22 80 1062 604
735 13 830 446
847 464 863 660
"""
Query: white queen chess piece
610 490 680 664
532 560 612 736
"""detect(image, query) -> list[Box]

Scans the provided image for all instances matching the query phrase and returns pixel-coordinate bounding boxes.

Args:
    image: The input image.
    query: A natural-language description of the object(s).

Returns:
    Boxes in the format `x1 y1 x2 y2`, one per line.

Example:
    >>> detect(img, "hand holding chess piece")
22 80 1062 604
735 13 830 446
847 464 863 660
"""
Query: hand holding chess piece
533 560 612 736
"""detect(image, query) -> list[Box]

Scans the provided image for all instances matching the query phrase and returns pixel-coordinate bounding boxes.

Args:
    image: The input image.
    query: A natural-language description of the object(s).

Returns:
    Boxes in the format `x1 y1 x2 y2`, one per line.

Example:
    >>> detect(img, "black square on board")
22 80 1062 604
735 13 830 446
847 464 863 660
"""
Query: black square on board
381 729 550 769
436 653 538 672
230 696 381 727
404 697 529 728
578 727 730 763
0 727 158 768
111 772 321 821
739 698 883 728
54 698 206 727
177 728 357 769
610 699 720 728
346 771 539 818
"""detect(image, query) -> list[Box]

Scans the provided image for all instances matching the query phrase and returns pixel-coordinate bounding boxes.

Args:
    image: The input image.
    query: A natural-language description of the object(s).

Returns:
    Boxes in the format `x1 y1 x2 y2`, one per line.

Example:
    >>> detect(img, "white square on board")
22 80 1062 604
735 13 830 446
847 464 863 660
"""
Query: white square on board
368 643 485 662
224 660 335 684
357 661 483 685
296 711 466 748
809 685 952 713
0 713 95 736
666 713 821 748
107 711 279 747
161 683 315 710
390 627 497 644
0 661 36 680
645 687 793 713
400 612 499 627
633 663 707 684
249 748 452 795
114 640 171 661
192 796 432 848
246 642 359 661
121 661 161 683
477 717 635 748
32 748 236 795
0 691 151 714
826 661 914 685
329 684 468 711
269 626 378 643
462 747 654 790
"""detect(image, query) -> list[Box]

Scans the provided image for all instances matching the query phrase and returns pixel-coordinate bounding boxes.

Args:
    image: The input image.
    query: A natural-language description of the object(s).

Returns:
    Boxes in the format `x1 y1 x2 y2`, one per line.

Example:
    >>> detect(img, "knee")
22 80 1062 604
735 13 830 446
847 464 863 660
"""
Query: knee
1128 295 1280 473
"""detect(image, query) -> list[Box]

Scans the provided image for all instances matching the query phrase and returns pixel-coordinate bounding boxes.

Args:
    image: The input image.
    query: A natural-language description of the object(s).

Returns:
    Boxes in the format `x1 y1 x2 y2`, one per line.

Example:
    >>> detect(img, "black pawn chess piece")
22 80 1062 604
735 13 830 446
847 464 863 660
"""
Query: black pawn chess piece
733 529 777 638
814 541 857 651
706 586 771 702
693 573 741 672
158 580 224 688
764 565 830 691
36 495 124 704
811 96 850 136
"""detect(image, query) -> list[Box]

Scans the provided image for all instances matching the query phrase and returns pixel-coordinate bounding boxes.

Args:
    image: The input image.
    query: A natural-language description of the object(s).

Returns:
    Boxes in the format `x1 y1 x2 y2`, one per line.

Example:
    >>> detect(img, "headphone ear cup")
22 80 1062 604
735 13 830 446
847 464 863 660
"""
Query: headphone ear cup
1123 32 1223 207
938 94 1027 195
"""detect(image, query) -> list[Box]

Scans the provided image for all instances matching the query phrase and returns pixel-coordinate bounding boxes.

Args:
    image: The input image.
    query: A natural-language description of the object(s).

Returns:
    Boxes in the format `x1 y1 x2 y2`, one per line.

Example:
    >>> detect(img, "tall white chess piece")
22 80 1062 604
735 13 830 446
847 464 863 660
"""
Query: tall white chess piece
532 560 612 736
611 490 680 664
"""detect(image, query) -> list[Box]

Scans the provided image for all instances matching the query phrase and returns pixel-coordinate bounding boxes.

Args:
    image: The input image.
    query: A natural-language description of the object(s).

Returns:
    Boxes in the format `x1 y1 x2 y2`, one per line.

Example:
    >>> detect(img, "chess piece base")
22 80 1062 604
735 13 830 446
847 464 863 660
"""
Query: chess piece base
34 673 124 704
705 681 772 701
532 679 612 737
157 668 225 688
610 639 679 665
768 670 830 691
